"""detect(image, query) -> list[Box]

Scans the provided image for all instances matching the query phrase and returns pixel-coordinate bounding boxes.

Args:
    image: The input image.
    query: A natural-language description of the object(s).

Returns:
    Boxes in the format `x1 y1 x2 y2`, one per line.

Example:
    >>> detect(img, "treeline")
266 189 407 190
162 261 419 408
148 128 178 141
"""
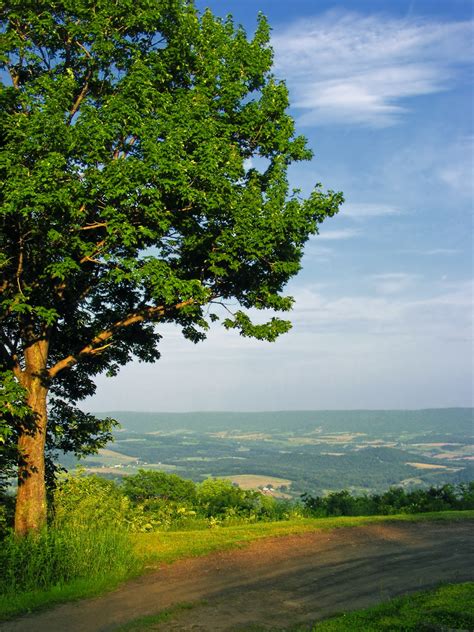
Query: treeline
301 482 474 517
2 472 474 538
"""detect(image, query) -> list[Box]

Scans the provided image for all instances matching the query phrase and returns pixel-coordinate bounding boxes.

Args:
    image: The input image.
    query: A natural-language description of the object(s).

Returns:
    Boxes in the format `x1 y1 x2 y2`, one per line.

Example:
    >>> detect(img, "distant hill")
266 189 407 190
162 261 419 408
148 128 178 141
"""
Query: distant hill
68 408 473 495
95 408 473 437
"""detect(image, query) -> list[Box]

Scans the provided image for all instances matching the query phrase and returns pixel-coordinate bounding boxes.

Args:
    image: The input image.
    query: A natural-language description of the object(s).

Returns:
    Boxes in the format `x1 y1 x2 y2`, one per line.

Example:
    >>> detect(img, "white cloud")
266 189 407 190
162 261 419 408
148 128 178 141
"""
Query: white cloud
272 11 473 127
341 202 400 219
303 243 334 262
316 228 361 240
371 272 419 295
289 278 473 340
84 279 473 411
437 135 474 197
415 248 459 256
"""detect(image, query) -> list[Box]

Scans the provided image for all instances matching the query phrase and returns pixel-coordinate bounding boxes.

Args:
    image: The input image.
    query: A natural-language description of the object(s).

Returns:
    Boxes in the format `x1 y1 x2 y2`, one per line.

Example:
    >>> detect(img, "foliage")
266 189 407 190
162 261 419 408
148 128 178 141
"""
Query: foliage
0 368 119 493
0 490 15 538
52 471 131 528
0 0 342 531
301 482 474 517
122 469 197 504
196 478 259 517
0 371 32 492
0 474 140 614
311 582 474 631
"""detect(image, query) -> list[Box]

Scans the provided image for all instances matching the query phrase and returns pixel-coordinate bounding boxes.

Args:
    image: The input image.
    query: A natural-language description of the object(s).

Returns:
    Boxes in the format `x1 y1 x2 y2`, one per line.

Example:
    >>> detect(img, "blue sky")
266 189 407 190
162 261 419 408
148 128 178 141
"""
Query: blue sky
87 0 473 412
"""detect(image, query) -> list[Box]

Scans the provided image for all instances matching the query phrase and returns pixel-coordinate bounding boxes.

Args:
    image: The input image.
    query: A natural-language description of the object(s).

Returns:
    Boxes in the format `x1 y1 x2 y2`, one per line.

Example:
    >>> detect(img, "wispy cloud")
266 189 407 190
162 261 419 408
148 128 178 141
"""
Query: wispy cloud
272 10 473 127
341 202 400 219
370 273 419 295
316 228 361 240
413 248 460 256
289 279 472 339
303 244 334 261
437 135 474 197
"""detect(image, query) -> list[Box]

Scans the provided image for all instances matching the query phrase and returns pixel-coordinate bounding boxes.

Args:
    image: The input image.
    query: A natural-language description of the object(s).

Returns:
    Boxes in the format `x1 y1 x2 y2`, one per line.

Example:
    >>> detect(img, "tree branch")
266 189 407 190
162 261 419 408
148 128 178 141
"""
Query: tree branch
79 239 107 264
48 298 195 378
7 64 20 89
68 68 93 123
78 222 108 231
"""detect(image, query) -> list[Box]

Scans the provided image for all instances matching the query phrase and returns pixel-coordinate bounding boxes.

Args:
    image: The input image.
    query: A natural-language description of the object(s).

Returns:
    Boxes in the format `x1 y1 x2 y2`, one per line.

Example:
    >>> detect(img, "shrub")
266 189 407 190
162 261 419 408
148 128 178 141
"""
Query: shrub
122 470 197 505
301 482 474 517
53 471 129 529
197 478 255 517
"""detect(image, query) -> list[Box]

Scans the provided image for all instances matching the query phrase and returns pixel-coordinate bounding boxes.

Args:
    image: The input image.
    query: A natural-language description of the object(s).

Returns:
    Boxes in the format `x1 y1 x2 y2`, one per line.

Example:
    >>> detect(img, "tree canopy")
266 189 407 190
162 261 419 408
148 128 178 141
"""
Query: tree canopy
0 0 342 534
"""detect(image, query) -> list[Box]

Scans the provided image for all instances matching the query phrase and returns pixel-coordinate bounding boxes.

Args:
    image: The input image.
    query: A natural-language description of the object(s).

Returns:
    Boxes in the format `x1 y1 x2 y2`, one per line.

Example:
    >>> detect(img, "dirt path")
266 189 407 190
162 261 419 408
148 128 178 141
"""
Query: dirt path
2 521 473 632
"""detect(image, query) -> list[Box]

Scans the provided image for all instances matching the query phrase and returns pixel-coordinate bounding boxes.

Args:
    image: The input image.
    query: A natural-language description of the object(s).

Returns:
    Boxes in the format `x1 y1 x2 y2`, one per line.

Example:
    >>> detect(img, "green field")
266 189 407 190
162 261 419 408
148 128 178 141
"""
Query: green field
63 409 474 496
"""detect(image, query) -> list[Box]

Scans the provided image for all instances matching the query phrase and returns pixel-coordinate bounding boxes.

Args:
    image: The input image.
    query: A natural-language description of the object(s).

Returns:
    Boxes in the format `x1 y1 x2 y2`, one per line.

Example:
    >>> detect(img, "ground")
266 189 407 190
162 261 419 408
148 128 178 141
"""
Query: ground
1 521 473 632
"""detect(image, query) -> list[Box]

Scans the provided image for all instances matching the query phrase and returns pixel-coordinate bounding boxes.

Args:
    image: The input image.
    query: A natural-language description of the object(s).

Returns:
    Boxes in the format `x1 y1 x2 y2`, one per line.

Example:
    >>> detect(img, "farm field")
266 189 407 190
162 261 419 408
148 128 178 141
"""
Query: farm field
60 408 474 496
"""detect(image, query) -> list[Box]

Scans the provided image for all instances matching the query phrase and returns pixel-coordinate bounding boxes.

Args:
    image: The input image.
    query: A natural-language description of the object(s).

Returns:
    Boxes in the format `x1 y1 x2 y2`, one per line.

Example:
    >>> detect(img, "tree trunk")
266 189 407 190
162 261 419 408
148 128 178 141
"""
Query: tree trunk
14 340 49 536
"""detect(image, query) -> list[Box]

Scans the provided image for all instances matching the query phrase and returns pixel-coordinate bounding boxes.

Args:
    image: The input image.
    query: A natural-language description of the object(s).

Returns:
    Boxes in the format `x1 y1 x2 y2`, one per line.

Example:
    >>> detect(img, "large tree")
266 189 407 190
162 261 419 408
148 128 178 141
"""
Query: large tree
0 0 342 535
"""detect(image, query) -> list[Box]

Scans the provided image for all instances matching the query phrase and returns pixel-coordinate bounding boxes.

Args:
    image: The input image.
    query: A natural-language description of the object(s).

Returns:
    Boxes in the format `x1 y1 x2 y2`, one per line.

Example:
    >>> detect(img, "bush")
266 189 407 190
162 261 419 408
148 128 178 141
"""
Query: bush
197 478 259 517
122 470 197 504
53 471 130 529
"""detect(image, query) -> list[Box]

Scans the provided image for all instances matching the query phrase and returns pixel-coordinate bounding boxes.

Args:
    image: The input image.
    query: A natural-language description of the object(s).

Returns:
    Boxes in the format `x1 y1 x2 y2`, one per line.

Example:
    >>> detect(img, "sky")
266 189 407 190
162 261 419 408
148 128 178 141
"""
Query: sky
86 0 473 412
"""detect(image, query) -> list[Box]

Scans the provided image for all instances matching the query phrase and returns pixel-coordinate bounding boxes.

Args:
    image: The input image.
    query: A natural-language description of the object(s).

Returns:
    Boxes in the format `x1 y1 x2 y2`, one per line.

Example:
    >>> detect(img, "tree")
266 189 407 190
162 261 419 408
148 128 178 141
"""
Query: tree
0 0 342 535
122 470 197 504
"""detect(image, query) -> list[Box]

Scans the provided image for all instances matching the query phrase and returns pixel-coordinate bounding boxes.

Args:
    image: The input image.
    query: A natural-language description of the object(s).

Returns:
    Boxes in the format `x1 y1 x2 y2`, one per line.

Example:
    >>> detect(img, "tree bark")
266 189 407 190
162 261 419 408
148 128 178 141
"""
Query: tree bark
14 340 49 536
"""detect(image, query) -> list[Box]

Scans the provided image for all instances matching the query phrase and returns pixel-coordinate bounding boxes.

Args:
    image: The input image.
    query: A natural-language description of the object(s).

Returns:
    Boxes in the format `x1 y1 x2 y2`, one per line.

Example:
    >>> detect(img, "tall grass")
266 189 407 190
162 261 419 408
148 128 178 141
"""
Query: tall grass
0 523 138 595
0 474 142 619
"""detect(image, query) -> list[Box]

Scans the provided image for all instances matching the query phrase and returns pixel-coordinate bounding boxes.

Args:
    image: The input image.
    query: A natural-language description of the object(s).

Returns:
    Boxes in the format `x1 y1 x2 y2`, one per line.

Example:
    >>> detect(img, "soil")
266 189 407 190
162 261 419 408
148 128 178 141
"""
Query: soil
2 520 473 632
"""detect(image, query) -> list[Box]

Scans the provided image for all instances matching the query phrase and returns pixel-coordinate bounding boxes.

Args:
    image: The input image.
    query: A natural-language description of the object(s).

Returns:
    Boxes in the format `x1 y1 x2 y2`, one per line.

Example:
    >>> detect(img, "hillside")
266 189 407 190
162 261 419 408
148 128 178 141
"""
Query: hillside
62 408 473 496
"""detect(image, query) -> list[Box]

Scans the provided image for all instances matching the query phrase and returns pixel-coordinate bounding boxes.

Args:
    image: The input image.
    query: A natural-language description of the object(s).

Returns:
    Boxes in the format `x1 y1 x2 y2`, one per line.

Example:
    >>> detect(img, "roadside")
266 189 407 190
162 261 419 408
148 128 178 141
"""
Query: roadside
2 519 473 632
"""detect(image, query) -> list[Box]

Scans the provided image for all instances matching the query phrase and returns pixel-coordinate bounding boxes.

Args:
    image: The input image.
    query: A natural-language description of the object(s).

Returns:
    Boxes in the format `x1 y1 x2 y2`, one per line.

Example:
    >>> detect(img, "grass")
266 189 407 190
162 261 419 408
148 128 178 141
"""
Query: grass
0 524 142 620
134 510 474 566
1 510 473 621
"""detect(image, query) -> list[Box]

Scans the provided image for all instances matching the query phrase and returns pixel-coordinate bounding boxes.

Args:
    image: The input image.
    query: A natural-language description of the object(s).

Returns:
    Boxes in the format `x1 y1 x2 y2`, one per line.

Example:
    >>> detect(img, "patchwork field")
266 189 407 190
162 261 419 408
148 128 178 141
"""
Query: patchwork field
62 408 473 496
406 462 460 471
222 474 292 490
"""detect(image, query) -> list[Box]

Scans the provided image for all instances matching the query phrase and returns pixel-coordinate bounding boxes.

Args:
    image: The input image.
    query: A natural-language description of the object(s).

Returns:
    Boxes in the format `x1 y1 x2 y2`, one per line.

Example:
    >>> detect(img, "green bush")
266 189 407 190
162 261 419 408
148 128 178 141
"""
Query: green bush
197 478 261 518
122 470 197 504
53 472 130 529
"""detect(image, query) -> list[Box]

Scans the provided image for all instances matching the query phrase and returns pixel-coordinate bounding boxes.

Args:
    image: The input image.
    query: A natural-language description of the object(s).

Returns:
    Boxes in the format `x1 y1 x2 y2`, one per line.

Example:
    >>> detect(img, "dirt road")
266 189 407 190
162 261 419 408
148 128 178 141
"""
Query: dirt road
2 520 473 632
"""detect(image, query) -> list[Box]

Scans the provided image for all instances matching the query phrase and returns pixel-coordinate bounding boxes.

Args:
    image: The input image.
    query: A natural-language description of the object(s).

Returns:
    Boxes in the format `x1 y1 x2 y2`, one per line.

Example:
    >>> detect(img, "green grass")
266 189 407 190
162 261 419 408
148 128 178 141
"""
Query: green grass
0 525 142 620
1 510 473 622
310 582 474 631
134 510 474 566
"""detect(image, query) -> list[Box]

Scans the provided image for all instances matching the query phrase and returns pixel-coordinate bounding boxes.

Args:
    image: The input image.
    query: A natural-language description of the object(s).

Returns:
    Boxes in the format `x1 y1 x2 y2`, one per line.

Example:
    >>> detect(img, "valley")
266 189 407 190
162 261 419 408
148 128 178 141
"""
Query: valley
62 408 474 497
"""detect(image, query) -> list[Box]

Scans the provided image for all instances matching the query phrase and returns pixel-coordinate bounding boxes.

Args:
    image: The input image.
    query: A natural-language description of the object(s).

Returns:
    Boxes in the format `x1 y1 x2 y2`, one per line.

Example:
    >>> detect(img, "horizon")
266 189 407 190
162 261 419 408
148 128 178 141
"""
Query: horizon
93 406 473 414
